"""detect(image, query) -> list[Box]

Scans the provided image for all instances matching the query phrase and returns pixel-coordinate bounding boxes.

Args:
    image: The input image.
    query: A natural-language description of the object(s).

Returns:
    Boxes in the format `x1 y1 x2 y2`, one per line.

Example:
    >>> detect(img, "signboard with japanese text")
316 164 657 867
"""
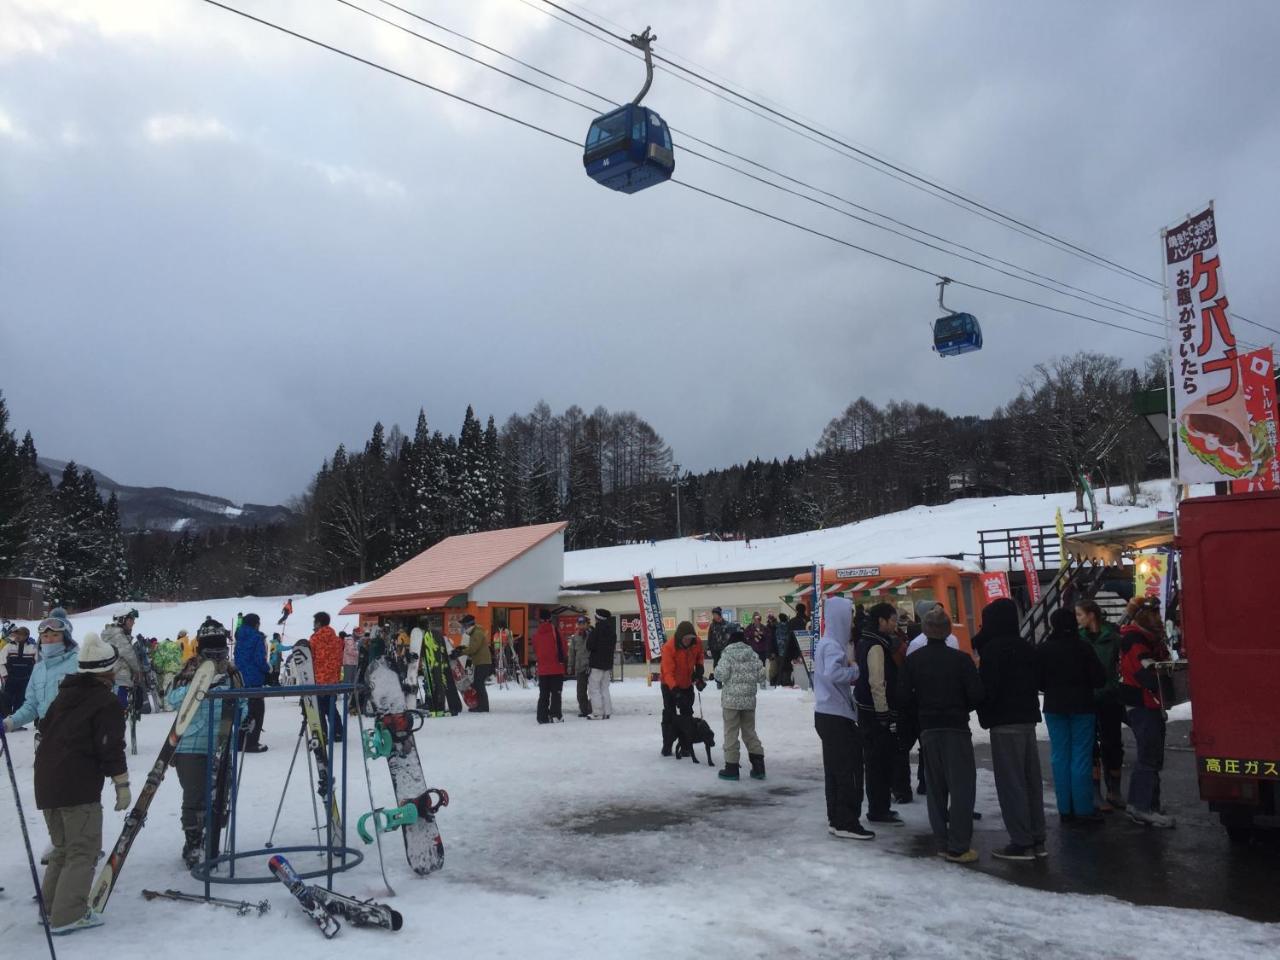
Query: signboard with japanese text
1017 536 1042 604
835 566 880 579
1229 347 1279 493
1134 553 1169 604
1164 204 1253 483
980 571 1012 604
631 573 667 661
1201 757 1280 779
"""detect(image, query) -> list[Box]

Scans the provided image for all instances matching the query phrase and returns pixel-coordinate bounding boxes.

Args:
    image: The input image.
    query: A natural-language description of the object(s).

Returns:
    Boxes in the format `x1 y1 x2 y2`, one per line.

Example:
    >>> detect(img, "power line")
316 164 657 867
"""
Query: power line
347 0 1167 330
525 0 1279 343
535 0 1159 288
195 0 1168 344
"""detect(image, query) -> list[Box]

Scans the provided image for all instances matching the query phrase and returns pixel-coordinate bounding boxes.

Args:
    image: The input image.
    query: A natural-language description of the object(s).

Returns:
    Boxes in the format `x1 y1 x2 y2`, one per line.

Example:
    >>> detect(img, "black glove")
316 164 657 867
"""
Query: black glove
693 664 705 682
449 649 462 660
874 712 892 730
695 679 706 692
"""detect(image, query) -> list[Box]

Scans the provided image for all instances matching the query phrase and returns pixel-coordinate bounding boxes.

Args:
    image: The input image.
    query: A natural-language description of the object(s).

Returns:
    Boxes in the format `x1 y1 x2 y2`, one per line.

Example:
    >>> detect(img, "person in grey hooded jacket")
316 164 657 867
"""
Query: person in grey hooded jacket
813 597 873 840
716 623 765 781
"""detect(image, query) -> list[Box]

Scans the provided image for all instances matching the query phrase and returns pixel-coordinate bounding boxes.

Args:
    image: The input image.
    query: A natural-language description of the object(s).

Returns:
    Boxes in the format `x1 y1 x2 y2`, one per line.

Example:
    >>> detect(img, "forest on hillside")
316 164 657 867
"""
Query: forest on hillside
0 350 1167 607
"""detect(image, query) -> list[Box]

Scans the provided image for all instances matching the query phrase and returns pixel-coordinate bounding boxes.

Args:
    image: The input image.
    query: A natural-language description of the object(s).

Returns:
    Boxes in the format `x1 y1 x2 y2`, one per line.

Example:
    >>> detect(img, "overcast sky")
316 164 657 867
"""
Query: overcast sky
2 0 1277 505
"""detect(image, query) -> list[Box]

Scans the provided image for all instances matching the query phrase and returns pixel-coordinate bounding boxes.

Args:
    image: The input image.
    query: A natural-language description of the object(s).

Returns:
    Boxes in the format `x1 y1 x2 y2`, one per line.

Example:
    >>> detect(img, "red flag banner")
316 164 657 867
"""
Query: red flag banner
1018 536 1042 604
980 571 1012 604
1229 347 1279 493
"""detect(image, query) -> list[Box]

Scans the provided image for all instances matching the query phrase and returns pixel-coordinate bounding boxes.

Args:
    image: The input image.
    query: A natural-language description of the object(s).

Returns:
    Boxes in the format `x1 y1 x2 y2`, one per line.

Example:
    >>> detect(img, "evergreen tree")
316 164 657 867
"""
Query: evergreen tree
0 392 24 575
482 415 505 529
455 406 485 533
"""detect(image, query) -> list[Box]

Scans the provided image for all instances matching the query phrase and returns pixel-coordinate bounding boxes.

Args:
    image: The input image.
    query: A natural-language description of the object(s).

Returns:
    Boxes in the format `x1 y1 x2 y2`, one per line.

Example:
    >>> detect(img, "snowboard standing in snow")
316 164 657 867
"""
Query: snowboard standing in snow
91 659 220 914
404 628 424 710
364 657 448 875
268 854 340 938
450 652 478 711
285 643 342 831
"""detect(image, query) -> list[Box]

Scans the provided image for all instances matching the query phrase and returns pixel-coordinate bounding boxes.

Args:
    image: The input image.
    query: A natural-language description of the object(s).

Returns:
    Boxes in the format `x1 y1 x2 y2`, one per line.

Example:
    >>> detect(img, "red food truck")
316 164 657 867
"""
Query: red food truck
1178 490 1280 840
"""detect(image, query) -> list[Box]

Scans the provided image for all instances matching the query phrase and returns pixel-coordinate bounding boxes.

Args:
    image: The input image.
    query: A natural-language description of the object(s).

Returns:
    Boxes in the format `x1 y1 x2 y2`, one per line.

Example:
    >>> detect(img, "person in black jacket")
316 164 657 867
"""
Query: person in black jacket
897 609 983 863
586 608 616 719
1038 607 1107 823
975 598 1046 860
32 631 130 934
854 602 903 826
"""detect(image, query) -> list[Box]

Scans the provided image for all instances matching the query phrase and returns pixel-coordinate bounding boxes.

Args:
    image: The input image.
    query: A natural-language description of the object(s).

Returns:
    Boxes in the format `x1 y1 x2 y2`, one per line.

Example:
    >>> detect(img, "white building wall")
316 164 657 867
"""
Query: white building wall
559 577 798 631
471 533 565 605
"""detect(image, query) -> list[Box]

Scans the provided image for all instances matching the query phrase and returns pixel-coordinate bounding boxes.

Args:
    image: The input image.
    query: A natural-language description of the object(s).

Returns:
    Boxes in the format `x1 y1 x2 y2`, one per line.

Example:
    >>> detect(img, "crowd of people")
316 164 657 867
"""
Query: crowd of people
0 587 1179 936
810 591 1177 861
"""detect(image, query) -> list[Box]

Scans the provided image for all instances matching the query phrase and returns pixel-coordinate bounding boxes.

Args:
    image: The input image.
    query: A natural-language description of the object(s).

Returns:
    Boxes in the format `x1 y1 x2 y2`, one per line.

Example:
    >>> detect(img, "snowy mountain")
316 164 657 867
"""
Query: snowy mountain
37 457 293 532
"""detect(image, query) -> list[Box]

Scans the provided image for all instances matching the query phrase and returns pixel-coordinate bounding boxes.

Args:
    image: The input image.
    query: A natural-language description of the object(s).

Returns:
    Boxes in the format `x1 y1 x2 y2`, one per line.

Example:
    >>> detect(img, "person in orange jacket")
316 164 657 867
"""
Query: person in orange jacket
309 611 344 743
659 621 705 757
530 609 567 724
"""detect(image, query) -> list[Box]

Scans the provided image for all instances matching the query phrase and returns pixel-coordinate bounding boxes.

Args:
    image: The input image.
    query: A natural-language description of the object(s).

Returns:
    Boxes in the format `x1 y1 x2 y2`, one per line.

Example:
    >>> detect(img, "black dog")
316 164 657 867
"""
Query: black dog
675 714 716 766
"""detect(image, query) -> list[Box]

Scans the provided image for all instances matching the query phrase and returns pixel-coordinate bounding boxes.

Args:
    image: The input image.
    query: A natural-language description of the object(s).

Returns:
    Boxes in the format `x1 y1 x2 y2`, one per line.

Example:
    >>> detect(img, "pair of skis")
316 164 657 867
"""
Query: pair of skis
269 854 402 936
284 643 342 831
91 659 221 913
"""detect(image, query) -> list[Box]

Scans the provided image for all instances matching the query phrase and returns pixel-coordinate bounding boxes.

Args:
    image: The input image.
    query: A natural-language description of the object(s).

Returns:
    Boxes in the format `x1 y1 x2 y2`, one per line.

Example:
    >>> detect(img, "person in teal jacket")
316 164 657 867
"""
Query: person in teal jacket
166 618 246 866
3 617 79 733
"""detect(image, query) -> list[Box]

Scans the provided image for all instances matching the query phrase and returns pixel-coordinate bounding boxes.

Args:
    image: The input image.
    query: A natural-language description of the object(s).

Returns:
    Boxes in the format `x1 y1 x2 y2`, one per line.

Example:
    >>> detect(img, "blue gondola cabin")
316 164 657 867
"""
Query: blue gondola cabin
583 104 675 194
933 312 983 357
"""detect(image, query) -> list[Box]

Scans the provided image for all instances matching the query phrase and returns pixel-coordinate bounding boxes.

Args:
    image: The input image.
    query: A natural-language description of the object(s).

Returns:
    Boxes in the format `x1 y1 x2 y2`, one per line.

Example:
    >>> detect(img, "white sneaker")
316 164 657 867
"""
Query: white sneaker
50 910 105 936
1127 805 1177 829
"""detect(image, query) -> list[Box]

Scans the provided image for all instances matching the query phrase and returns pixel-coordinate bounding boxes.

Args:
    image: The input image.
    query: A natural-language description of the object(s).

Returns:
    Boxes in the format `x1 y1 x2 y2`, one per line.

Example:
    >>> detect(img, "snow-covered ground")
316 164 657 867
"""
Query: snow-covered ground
0 682 1263 960
563 482 1173 584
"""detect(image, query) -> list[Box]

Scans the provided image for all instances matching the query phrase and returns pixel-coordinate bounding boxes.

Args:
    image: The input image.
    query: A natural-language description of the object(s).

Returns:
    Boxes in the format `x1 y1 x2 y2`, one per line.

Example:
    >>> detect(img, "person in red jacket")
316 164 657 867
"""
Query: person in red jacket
1118 605 1173 828
659 621 705 757
310 611 344 743
530 609 567 724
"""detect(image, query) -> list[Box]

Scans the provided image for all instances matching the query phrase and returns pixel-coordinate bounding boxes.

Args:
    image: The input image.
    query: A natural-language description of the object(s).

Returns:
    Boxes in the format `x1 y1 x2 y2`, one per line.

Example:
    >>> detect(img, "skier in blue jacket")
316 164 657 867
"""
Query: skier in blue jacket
234 613 269 752
3 617 79 733
168 618 246 866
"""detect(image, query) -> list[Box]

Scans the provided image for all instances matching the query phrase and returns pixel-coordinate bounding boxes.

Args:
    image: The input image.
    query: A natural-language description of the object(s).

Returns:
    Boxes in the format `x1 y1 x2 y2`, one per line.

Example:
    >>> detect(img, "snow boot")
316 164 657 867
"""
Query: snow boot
182 830 204 868
1105 772 1124 808
660 720 674 757
748 754 766 780
718 763 740 781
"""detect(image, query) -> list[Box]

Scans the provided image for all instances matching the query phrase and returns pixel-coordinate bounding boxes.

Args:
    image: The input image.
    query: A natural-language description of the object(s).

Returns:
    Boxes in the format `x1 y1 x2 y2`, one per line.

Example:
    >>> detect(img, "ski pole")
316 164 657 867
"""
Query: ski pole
264 720 306 849
0 722 58 960
354 709 394 897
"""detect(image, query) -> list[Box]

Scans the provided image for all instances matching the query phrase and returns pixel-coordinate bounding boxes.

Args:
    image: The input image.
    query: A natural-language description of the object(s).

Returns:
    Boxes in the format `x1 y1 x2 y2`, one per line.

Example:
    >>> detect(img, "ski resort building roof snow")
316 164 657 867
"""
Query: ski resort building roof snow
340 521 567 617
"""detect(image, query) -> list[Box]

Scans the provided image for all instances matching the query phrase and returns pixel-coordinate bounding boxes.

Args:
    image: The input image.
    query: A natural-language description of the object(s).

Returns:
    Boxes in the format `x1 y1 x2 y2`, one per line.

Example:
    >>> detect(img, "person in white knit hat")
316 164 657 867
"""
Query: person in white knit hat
32 631 130 936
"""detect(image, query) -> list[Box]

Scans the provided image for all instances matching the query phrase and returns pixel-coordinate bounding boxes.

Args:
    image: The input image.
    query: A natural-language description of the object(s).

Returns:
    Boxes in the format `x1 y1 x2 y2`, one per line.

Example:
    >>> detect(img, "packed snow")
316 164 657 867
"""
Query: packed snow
0 681 1261 960
563 483 1173 585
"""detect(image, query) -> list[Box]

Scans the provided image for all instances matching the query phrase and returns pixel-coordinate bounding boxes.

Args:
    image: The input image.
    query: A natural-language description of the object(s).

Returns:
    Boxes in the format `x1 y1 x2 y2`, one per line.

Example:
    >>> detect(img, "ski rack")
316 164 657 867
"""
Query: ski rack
190 683 363 899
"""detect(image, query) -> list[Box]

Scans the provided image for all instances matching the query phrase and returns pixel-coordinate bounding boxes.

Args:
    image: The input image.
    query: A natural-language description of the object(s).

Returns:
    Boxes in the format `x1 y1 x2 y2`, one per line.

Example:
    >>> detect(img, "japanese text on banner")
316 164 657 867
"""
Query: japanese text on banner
1164 205 1251 483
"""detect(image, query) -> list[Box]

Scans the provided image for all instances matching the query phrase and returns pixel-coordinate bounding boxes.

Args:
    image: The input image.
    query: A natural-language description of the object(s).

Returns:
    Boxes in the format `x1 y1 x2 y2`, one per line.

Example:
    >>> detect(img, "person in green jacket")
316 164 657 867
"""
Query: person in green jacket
452 615 491 712
151 638 183 706
1076 599 1124 809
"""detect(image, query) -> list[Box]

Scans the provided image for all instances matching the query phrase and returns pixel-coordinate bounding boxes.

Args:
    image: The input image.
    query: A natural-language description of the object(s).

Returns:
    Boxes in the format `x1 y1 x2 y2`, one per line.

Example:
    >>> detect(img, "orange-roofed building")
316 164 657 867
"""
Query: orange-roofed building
341 522 568 658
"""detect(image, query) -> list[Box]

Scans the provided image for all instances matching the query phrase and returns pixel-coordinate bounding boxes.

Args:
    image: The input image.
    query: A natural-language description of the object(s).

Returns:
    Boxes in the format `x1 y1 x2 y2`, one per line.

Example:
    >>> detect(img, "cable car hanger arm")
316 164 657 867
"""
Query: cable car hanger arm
629 26 655 105
937 277 953 312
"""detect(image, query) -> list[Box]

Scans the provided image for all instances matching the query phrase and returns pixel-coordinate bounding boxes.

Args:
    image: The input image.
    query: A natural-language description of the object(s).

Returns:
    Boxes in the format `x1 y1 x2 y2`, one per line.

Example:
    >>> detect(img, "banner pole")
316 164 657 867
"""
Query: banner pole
1160 226 1180 536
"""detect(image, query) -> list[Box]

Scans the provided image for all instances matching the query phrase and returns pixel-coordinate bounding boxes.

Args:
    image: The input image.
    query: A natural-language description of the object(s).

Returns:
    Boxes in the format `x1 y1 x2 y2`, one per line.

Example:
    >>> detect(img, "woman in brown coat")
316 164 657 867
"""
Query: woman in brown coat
33 631 130 935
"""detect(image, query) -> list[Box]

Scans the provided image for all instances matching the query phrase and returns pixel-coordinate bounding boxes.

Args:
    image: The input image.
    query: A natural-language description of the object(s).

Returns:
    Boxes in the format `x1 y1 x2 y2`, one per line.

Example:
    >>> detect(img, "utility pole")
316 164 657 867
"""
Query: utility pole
673 463 682 538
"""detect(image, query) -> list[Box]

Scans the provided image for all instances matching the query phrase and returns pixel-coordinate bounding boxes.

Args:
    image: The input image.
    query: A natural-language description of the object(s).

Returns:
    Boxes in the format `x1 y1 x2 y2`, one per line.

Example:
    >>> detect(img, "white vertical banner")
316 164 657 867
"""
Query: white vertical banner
632 573 666 661
1164 204 1252 482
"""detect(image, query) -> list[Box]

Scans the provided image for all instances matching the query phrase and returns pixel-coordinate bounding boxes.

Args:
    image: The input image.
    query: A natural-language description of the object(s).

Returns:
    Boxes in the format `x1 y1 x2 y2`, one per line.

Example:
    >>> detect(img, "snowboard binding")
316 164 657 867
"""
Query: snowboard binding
357 789 449 844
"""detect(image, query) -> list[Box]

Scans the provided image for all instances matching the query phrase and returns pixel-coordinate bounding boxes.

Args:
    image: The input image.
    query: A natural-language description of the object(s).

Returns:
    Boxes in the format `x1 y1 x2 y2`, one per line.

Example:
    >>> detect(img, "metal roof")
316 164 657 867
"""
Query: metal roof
1064 518 1175 562
340 521 567 614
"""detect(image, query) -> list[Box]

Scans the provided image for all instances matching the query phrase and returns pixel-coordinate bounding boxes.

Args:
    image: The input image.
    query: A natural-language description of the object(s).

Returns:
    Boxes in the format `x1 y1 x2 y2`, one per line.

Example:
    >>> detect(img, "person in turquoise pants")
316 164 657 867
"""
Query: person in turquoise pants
1036 608 1106 822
